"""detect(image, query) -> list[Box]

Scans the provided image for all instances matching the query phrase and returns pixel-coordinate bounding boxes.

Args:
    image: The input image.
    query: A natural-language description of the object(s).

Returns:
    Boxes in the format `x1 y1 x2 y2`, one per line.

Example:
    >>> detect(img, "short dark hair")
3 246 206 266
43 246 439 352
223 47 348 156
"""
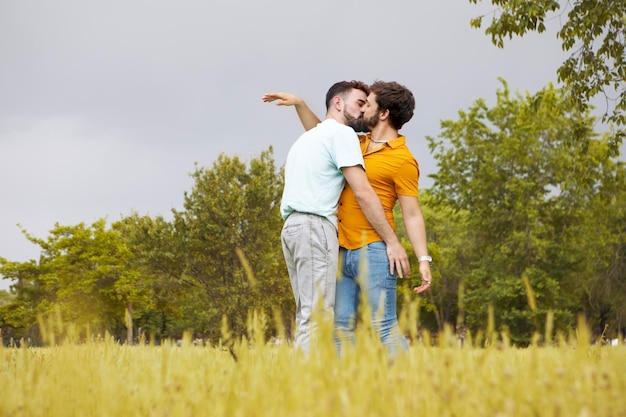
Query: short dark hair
325 80 370 110
369 81 415 130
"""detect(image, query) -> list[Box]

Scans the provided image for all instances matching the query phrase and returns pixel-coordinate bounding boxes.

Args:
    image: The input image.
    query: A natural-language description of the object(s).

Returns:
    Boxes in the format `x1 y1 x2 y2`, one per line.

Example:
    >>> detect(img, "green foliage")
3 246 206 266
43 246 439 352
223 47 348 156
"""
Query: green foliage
468 0 560 44
0 147 291 344
0 220 153 343
3 132 619 346
0 289 28 343
394 192 470 333
112 213 185 340
172 148 290 341
427 80 624 344
469 0 626 150
582 157 626 336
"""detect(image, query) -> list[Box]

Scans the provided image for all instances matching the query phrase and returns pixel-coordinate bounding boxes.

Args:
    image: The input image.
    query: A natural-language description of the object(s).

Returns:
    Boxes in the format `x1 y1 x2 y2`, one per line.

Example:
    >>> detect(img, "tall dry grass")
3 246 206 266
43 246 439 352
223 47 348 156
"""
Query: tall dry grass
2 309 626 417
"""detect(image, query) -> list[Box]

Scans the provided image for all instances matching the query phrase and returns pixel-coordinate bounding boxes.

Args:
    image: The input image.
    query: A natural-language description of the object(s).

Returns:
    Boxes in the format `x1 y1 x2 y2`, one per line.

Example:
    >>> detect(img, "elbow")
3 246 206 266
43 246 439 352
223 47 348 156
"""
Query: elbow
352 188 374 204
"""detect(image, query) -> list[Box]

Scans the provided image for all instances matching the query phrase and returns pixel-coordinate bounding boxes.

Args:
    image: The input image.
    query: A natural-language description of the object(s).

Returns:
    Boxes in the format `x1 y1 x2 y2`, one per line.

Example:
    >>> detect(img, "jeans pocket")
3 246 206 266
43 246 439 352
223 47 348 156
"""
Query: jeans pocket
282 223 303 236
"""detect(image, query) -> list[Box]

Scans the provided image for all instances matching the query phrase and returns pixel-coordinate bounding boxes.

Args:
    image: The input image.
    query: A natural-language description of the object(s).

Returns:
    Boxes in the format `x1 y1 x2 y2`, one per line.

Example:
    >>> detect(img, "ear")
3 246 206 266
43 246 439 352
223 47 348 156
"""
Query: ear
379 109 390 121
333 96 343 112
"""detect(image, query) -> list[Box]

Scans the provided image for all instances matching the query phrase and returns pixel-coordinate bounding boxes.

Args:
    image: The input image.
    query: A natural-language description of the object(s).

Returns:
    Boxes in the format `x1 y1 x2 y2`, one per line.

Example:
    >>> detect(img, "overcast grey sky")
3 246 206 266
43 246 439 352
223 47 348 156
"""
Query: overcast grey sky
1 0 578 290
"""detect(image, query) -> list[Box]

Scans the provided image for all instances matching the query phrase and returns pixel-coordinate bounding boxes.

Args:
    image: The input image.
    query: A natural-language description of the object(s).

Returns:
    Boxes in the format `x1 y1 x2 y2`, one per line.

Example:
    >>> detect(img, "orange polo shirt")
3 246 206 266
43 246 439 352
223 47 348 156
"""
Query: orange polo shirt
337 135 420 250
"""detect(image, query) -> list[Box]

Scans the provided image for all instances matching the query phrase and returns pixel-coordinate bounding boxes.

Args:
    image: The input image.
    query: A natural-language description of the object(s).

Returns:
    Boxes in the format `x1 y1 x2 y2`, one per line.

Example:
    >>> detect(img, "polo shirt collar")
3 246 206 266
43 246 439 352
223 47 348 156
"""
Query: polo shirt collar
362 134 406 148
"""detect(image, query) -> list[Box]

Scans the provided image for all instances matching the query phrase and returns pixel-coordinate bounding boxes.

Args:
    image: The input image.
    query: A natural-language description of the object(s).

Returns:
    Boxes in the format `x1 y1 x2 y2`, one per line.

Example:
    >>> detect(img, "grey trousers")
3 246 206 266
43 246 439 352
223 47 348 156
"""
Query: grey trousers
281 212 339 353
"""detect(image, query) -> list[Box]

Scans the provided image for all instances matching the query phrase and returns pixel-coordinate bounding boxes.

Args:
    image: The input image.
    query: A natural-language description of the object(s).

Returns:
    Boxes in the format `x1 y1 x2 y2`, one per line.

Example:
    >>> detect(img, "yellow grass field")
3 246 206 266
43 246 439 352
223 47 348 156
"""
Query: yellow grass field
2 311 626 417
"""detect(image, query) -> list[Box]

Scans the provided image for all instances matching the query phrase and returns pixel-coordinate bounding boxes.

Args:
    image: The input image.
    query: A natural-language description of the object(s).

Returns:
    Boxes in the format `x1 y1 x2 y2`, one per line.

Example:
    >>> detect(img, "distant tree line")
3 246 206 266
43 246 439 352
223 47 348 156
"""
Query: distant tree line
1 83 624 346
0 150 292 345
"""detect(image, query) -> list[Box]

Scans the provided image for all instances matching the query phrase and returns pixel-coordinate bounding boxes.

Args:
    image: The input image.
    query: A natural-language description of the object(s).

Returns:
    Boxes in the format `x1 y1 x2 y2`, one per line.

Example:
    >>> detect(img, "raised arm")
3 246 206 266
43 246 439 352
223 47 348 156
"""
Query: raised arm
262 92 322 131
397 194 432 293
342 165 411 278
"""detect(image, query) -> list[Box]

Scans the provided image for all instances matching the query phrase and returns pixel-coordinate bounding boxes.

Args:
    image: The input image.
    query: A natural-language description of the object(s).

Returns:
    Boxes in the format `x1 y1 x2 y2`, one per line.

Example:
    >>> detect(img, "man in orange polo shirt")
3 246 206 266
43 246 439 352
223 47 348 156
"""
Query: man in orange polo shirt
263 81 432 356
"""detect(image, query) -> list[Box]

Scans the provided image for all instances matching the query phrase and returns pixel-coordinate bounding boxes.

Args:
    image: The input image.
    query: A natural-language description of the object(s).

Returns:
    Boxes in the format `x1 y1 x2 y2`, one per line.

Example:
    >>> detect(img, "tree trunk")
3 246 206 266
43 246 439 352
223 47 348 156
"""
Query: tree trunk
126 301 134 345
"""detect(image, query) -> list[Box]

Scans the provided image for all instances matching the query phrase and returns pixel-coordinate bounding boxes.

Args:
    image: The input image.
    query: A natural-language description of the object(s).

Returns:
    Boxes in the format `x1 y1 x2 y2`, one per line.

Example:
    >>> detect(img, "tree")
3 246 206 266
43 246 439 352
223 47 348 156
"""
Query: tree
469 0 626 152
172 147 291 341
582 156 626 339
428 80 620 344
394 192 470 334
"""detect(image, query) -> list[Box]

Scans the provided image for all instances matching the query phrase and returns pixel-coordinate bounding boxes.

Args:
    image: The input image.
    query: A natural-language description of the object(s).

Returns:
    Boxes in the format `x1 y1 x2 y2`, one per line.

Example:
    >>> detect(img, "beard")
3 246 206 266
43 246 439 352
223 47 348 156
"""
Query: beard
363 112 379 131
343 111 367 132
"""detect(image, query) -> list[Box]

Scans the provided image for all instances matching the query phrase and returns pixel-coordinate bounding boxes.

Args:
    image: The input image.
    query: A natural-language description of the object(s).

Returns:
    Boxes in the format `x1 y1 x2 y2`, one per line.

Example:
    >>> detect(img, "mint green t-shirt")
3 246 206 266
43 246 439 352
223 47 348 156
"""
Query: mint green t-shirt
280 119 365 228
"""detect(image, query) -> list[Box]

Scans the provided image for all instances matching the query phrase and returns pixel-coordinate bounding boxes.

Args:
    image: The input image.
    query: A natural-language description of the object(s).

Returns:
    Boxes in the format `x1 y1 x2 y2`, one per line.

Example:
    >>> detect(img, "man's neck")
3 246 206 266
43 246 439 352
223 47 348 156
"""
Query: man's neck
325 111 345 125
369 123 399 142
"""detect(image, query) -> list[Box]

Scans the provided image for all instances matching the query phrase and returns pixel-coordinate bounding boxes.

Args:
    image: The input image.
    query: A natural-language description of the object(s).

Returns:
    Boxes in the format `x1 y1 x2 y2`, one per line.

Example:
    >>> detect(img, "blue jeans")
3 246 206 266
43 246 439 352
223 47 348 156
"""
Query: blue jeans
334 241 409 356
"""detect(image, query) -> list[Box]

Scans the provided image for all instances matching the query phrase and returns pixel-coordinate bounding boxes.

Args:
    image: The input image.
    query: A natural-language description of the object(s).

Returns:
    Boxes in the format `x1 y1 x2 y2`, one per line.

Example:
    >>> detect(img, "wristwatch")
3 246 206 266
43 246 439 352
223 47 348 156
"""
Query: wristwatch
418 255 432 265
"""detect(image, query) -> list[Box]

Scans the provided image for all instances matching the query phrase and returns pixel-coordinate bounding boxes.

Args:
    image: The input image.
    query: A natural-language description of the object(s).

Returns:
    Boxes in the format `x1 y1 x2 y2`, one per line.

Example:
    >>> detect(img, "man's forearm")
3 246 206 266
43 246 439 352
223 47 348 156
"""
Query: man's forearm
398 195 429 257
404 215 429 257
294 100 321 131
354 190 400 245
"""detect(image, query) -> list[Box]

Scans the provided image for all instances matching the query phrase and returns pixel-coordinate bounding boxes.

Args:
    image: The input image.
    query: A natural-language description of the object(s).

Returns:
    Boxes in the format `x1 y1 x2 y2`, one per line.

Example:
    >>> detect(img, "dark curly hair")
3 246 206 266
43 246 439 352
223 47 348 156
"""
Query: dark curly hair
325 80 370 110
369 81 415 130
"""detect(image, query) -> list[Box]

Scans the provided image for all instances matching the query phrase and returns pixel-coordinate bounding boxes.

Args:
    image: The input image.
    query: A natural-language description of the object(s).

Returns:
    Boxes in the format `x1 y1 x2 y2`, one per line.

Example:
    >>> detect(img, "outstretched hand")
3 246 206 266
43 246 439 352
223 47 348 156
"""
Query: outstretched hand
262 92 302 106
